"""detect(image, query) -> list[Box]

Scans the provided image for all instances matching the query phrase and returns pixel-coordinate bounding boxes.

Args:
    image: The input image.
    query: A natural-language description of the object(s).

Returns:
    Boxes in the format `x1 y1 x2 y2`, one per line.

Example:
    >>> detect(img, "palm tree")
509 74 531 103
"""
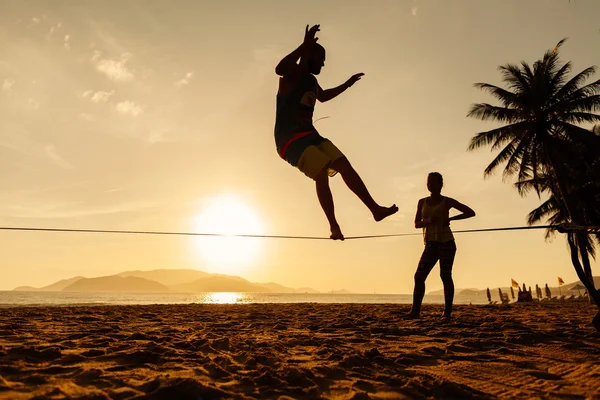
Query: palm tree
466 39 600 329
517 139 600 283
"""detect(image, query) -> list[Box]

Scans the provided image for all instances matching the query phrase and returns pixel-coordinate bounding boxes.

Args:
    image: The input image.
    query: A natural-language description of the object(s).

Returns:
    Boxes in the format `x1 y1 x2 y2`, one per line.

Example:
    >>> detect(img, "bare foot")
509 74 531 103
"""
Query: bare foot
404 311 420 319
330 225 344 241
440 313 452 322
373 204 399 222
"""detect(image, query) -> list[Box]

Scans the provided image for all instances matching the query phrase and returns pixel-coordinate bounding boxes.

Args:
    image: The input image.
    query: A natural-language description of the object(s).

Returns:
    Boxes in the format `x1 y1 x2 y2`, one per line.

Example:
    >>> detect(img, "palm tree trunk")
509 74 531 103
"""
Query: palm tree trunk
568 235 600 331
545 149 599 311
578 232 594 280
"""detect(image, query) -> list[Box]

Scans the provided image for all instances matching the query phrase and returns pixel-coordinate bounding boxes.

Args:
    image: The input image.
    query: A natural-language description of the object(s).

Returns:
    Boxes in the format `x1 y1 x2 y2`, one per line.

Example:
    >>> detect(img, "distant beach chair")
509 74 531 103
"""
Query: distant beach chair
500 292 510 305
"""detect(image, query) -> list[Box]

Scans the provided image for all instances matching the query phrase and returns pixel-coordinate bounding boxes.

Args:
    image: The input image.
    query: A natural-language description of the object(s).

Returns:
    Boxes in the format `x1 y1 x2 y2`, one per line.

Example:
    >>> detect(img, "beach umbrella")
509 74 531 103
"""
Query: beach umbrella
486 288 491 303
545 283 551 298
510 286 515 299
569 283 586 296
535 284 540 299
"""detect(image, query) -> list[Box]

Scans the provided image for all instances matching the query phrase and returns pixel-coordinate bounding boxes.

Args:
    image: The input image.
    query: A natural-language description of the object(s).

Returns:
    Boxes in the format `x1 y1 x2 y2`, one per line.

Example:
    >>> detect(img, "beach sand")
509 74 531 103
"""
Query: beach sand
0 302 598 399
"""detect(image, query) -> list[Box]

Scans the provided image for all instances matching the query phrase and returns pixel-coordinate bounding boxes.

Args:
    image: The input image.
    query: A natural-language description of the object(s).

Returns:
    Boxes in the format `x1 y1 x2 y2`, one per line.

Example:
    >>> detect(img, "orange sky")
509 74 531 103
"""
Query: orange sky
1 0 598 293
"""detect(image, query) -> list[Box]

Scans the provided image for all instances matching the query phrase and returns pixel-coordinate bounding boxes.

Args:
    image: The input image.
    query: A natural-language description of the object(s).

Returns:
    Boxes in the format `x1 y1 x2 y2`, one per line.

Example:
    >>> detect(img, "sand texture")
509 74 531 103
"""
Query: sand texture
0 302 599 399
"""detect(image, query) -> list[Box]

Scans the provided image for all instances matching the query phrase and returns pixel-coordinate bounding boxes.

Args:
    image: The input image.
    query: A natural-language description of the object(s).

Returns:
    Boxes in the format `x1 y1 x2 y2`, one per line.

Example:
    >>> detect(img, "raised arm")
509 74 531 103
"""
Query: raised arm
447 198 476 222
318 73 364 102
275 24 320 77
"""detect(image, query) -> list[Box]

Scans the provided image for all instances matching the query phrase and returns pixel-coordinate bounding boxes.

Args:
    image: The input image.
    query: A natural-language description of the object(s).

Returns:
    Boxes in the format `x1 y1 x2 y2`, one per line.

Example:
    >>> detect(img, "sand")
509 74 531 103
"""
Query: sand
0 302 599 399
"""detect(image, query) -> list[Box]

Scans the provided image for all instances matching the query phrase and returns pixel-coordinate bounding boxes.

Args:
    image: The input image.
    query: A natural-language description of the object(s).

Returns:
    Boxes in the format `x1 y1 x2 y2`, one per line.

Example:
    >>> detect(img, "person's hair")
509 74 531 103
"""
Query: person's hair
428 172 443 185
311 43 325 55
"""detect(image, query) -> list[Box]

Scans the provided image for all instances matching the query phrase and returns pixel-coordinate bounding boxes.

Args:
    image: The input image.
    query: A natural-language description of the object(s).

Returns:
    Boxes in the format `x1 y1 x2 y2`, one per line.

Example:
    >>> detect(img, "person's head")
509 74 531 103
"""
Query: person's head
427 172 443 195
308 44 326 75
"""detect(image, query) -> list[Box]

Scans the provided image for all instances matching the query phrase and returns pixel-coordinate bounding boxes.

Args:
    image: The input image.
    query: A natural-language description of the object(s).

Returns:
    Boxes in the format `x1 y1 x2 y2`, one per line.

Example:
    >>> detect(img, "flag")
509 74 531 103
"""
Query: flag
511 279 519 288
558 277 564 286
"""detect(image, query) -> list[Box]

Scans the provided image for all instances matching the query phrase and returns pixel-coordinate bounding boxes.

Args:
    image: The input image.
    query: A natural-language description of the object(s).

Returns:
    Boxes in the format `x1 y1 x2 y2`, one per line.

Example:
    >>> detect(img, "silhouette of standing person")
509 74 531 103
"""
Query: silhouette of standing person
274 24 398 240
408 172 476 320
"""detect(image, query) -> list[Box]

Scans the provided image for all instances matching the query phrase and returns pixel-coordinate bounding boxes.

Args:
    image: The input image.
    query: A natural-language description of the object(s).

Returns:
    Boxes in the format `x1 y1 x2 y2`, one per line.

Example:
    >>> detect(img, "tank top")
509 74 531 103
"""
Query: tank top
421 196 454 243
274 73 319 155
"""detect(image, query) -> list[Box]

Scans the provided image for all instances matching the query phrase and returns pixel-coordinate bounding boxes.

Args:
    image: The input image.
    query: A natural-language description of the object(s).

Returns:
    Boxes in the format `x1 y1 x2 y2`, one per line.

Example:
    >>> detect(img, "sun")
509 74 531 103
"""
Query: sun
192 195 265 275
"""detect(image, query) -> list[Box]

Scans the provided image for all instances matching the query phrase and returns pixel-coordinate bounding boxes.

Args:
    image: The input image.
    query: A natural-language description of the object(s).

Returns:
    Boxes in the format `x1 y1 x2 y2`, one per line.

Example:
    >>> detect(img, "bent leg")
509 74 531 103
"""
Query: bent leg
330 156 398 222
410 243 439 317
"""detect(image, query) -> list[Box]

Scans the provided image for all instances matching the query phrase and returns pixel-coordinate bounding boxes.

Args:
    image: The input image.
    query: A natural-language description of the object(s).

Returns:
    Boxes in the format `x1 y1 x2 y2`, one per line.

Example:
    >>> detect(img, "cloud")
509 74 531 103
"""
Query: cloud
45 145 73 169
27 98 40 110
81 89 114 103
64 35 70 50
115 101 144 117
1 199 160 219
2 78 16 91
46 22 62 37
175 72 194 88
411 6 418 16
92 51 134 82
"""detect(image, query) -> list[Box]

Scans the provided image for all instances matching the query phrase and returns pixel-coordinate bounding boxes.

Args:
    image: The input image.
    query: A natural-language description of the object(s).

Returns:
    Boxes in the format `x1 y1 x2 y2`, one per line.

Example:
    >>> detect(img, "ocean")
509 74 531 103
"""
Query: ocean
0 291 490 307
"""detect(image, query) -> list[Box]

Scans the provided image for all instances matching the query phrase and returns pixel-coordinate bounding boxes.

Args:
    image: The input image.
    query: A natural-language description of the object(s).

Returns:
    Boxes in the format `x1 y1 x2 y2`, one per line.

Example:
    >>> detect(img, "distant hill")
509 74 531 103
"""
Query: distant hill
117 269 210 286
12 268 326 294
428 277 600 296
256 282 296 293
170 276 272 293
63 276 170 293
13 276 84 292
12 286 37 292
296 287 320 294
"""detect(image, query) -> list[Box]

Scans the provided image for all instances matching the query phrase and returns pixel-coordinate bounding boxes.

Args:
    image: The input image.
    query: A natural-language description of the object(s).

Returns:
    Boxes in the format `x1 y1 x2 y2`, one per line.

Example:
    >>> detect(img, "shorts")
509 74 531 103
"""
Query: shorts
297 140 345 180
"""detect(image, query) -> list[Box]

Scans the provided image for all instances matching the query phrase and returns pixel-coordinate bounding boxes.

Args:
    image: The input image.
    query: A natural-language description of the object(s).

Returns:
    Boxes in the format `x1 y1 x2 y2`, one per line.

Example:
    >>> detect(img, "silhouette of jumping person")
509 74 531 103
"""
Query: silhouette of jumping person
407 172 476 320
274 24 398 240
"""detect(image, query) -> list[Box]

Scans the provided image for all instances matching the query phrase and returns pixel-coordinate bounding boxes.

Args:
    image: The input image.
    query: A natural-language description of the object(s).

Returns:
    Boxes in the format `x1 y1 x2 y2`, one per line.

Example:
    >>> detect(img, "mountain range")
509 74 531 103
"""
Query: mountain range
12 269 326 294
428 276 600 297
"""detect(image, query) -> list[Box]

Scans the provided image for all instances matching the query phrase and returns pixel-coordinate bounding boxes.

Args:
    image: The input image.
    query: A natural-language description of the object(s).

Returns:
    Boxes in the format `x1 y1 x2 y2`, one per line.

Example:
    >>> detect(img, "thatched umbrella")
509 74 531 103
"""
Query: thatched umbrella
486 287 491 303
545 283 552 298
510 286 515 300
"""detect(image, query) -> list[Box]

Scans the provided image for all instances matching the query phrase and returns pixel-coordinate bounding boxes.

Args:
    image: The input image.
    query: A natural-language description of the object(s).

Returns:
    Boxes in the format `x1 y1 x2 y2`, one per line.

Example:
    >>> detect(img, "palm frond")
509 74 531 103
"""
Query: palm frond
498 64 531 93
502 137 530 182
467 121 529 151
473 83 521 107
466 103 523 123
482 142 515 177
526 197 559 225
551 67 598 103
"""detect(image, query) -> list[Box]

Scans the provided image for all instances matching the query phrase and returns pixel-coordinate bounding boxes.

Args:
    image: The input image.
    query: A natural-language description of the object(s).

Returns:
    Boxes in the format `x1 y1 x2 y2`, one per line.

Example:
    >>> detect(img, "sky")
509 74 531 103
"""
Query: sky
1 0 599 294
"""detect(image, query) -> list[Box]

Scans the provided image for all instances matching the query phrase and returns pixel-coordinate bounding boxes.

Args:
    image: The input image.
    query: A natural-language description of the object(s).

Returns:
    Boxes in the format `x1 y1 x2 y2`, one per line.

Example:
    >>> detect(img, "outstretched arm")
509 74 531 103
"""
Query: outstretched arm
318 73 364 102
275 25 320 77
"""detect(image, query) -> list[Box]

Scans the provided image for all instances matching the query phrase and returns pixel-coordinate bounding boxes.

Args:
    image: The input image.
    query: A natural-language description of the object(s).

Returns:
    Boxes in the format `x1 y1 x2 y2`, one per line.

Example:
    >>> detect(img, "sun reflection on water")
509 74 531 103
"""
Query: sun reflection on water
193 292 244 304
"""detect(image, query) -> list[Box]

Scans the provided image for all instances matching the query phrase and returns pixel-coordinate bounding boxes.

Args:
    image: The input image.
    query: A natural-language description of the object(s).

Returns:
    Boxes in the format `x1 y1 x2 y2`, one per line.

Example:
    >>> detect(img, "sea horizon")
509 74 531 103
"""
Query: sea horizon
0 291 492 307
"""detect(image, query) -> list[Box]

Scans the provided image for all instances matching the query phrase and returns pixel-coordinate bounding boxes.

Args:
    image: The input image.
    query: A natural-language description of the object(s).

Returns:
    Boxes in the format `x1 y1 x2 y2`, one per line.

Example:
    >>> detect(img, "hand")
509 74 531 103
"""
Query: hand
304 24 320 47
345 73 365 88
